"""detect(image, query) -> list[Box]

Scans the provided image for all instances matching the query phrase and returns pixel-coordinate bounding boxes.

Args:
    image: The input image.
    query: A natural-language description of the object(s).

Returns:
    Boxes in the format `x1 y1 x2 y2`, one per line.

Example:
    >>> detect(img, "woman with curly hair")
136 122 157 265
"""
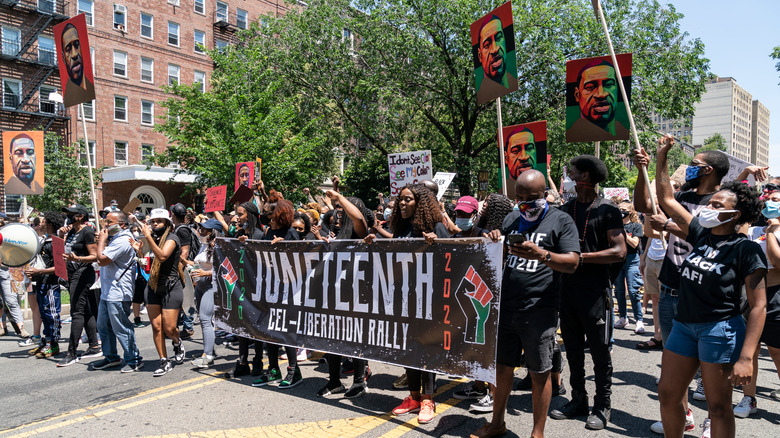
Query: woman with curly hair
366 184 450 424
477 193 514 231
656 176 767 438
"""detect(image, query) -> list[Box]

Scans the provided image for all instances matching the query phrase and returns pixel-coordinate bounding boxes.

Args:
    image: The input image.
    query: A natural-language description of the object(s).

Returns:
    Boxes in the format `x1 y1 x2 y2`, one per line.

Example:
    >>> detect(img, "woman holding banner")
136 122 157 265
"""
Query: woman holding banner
365 184 451 424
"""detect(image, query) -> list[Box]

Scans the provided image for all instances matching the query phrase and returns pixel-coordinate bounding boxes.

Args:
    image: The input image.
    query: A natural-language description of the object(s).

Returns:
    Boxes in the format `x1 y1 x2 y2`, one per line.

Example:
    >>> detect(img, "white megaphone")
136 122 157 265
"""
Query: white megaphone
0 223 41 268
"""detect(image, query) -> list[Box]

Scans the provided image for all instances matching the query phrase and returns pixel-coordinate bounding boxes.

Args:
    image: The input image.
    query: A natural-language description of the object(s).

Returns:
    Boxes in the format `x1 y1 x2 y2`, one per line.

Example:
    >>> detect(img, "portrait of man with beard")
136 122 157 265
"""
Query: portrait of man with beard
54 16 95 108
471 2 519 105
565 55 632 143
501 121 547 199
3 132 44 195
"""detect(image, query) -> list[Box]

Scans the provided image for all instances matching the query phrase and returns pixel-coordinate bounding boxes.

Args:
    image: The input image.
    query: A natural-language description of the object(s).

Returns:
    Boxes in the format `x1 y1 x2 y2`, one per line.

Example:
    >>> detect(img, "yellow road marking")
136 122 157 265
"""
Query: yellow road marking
377 378 467 438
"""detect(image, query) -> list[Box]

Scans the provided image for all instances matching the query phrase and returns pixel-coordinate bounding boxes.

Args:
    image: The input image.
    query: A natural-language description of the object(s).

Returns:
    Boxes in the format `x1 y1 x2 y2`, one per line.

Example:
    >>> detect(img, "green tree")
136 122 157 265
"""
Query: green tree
772 46 780 84
154 49 338 204
27 134 99 212
341 148 391 207
700 133 727 152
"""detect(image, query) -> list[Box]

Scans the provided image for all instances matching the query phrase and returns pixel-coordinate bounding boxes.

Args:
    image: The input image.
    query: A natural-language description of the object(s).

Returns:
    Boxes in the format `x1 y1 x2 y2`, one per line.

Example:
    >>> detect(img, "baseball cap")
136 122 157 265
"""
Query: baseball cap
149 208 172 223
170 202 187 219
454 196 479 214
199 218 223 231
62 204 90 217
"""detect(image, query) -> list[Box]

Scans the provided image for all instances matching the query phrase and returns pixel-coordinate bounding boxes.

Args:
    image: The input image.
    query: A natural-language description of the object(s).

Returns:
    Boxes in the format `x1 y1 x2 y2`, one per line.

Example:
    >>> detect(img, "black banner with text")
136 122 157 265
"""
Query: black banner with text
212 238 503 383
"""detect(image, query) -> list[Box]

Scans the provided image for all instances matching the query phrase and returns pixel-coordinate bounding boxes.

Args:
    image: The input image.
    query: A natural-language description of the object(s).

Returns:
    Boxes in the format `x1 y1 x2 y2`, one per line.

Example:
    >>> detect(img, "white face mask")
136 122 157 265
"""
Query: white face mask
698 207 738 229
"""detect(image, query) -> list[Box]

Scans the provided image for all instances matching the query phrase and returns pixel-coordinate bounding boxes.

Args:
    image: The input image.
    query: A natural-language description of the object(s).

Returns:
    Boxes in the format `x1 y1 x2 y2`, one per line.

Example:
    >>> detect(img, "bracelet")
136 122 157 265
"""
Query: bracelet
578 253 584 267
663 218 672 231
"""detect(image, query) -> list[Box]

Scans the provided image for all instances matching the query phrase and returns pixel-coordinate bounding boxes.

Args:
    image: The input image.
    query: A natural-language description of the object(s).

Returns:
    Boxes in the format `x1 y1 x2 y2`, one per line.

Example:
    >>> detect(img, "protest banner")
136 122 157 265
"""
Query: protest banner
205 185 227 213
387 150 433 196
52 236 67 281
213 237 503 383
477 171 490 200
470 1 518 105
235 161 255 193
500 120 547 198
602 187 630 201
3 131 44 196
432 172 457 200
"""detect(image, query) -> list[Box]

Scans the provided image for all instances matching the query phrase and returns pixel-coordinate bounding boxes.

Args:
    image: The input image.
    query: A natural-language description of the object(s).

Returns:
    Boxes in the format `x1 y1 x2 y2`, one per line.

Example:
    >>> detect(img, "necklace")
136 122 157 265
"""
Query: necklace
572 198 598 242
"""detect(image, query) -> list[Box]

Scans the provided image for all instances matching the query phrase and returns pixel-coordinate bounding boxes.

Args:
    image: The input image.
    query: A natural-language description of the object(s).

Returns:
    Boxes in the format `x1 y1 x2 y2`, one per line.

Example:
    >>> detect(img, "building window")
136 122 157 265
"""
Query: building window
39 85 56 113
237 9 248 29
114 95 127 121
2 27 21 56
215 39 228 52
140 13 153 39
142 144 154 165
168 22 179 46
79 140 96 167
194 70 206 92
38 35 55 65
141 57 154 83
141 100 153 125
194 0 204 14
113 4 126 31
3 79 21 108
168 64 180 85
78 0 94 26
216 1 228 22
114 141 128 166
194 29 206 53
38 0 55 13
79 99 95 120
113 50 127 77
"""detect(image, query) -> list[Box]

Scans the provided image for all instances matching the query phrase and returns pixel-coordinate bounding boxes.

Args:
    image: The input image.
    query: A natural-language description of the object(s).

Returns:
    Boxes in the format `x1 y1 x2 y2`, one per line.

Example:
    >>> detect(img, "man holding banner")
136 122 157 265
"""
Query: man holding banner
472 170 580 438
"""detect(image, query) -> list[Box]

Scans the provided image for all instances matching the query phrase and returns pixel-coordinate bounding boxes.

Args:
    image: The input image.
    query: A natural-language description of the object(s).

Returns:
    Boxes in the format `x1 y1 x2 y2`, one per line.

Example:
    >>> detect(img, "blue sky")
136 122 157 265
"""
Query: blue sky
668 0 779 173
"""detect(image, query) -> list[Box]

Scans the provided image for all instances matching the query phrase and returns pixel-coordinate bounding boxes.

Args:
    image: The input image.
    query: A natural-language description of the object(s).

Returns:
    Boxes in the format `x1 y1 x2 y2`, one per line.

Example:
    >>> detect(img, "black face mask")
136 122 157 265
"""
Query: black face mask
66 214 75 223
153 227 166 237
259 213 271 226
620 210 629 218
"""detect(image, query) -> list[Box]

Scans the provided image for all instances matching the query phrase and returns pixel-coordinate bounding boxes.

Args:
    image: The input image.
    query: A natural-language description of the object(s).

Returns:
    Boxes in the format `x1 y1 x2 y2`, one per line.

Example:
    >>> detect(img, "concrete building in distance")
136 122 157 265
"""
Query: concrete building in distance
692 76 754 163
1 0 291 214
751 100 770 168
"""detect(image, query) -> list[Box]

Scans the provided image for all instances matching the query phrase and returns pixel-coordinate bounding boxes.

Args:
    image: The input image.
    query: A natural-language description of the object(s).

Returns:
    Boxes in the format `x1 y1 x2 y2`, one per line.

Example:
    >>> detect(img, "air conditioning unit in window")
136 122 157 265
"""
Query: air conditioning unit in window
114 4 126 13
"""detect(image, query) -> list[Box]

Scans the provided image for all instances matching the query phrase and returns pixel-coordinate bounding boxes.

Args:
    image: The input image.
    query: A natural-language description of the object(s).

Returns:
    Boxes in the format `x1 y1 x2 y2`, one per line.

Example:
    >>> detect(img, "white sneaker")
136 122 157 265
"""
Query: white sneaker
649 409 695 434
614 317 628 329
700 418 711 438
733 395 757 418
296 349 309 361
635 321 645 334
693 378 706 401
469 394 494 413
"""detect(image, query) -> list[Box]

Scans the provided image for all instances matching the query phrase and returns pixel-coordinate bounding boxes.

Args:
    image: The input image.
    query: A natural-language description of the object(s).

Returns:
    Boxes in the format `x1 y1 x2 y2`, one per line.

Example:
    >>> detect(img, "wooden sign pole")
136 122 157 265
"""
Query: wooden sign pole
497 97 508 197
79 102 100 232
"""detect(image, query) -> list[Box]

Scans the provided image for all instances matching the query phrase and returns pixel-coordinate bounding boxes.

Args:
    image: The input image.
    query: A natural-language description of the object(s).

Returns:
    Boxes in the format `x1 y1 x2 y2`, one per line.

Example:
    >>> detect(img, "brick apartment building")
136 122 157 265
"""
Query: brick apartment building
1 0 293 214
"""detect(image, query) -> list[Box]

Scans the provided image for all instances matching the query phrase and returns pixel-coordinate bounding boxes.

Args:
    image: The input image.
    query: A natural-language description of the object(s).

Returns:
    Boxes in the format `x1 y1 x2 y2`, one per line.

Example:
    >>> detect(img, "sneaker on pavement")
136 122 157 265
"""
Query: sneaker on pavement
345 382 367 399
469 394 494 413
393 396 421 415
550 397 589 420
316 383 346 398
278 366 303 389
121 362 143 373
57 351 79 367
418 399 435 424
700 418 711 438
650 409 695 434
585 406 611 430
19 335 40 347
614 317 628 329
37 344 60 358
92 357 121 370
252 368 282 387
453 386 488 400
733 395 757 418
393 372 408 389
173 341 186 364
470 421 507 438
342 358 355 374
191 355 214 369
28 344 44 355
153 358 172 376
296 349 309 361
81 346 102 359
635 321 646 334
693 378 706 401
133 317 143 328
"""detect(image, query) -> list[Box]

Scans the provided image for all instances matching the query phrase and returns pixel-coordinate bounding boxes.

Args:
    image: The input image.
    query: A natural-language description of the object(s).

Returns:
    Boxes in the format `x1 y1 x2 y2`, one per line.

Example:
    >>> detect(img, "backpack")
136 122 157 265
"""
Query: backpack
175 224 201 261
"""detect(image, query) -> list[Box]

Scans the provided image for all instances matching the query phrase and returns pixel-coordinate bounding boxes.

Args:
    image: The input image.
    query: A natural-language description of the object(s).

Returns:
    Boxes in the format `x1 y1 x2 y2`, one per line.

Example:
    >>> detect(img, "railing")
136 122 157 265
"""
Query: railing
1 95 67 117
2 0 70 17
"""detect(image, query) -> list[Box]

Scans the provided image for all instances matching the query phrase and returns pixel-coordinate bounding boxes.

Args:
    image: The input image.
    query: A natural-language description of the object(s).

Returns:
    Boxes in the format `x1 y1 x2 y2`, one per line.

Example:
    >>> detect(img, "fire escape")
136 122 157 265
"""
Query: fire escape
0 0 70 131
212 7 242 49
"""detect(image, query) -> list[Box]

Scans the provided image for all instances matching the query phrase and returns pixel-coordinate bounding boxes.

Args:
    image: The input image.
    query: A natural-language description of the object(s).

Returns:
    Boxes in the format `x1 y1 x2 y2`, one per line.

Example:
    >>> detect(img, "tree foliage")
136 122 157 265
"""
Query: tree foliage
772 46 780 84
700 133 727 152
27 134 99 212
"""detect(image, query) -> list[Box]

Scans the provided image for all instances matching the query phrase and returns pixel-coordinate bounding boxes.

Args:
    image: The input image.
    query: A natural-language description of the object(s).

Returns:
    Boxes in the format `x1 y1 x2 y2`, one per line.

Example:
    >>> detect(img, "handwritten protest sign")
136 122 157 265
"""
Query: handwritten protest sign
387 150 432 196
433 172 456 200
602 187 630 201
205 185 227 213
723 153 756 185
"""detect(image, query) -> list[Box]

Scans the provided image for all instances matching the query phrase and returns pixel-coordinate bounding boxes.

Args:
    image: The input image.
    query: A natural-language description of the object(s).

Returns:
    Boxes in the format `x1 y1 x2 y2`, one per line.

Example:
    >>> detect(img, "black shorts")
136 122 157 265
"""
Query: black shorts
145 280 184 310
761 320 780 349
496 309 558 373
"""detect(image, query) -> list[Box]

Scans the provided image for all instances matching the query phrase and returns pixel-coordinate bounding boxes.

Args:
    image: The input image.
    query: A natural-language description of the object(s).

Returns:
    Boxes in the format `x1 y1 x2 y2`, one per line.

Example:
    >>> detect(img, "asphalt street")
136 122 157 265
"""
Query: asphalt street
0 309 778 438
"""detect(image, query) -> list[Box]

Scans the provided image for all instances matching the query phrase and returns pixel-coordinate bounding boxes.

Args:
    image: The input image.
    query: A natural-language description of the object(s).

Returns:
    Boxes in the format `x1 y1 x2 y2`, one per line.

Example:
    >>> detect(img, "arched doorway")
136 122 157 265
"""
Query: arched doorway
130 186 165 215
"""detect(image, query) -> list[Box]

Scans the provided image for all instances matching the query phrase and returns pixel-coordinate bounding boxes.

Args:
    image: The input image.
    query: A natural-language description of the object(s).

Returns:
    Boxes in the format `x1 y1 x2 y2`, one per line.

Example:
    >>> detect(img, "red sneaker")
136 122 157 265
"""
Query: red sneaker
392 396 421 415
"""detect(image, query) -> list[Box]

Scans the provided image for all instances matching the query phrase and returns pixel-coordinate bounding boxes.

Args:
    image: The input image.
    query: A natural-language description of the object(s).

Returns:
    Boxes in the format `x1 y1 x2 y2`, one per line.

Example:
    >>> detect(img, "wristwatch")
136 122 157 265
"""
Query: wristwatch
541 251 552 263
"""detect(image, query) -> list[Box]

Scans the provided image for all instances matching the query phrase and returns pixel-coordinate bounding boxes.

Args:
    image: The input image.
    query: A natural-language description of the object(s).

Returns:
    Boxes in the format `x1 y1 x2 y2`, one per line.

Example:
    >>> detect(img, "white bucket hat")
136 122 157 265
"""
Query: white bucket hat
148 208 172 224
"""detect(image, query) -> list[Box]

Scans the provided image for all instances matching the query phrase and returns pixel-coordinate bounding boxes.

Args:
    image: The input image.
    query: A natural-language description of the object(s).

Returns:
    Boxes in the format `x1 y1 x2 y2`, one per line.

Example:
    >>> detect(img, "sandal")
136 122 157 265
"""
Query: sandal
636 338 663 350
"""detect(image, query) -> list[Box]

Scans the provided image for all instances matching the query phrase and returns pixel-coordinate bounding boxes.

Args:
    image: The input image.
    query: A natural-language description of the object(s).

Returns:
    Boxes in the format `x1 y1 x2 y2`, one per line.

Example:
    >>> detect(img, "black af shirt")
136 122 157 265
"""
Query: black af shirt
658 190 714 290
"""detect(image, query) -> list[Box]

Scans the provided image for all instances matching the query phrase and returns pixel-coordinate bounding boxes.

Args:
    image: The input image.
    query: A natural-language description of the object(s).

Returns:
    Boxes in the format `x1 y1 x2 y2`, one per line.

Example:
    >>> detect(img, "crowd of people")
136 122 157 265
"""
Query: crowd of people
1 135 779 438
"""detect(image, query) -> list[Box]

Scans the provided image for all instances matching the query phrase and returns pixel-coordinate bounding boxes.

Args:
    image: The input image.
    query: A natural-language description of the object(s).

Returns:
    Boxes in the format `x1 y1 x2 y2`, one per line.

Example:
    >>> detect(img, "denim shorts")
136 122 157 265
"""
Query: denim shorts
665 315 745 364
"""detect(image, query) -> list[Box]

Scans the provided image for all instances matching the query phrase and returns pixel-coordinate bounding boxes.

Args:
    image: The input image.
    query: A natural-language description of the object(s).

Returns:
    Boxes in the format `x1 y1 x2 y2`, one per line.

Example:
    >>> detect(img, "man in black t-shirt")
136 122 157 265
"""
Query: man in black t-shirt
472 170 580 438
552 156 626 431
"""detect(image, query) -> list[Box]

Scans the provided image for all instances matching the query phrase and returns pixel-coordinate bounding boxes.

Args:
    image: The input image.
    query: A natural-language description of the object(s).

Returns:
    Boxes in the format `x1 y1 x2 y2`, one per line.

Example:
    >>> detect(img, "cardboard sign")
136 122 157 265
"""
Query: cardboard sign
433 172 457 200
228 184 253 206
387 150 433 196
478 171 490 200
254 158 262 183
205 185 228 213
565 53 632 143
500 120 547 198
52 236 67 281
723 153 756 185
670 164 687 187
602 187 630 201
470 1 518 105
53 14 95 108
234 161 255 193
3 131 45 195
123 197 142 214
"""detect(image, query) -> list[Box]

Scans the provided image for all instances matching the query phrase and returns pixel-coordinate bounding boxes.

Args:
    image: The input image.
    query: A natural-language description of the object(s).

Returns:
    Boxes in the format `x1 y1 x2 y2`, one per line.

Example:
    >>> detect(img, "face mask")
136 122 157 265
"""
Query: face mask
199 234 208 244
455 217 474 231
517 199 548 223
259 213 271 226
228 224 237 236
107 224 122 236
132 232 140 239
620 210 629 218
685 165 703 182
513 204 519 211
384 208 392 219
66 214 75 224
153 227 166 237
242 222 250 231
762 200 780 219
698 207 737 229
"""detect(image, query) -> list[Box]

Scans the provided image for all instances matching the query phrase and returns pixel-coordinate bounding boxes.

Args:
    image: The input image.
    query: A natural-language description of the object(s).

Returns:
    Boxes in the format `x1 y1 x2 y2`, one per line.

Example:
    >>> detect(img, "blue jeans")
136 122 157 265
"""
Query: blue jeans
614 253 644 321
659 286 679 344
97 300 142 365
